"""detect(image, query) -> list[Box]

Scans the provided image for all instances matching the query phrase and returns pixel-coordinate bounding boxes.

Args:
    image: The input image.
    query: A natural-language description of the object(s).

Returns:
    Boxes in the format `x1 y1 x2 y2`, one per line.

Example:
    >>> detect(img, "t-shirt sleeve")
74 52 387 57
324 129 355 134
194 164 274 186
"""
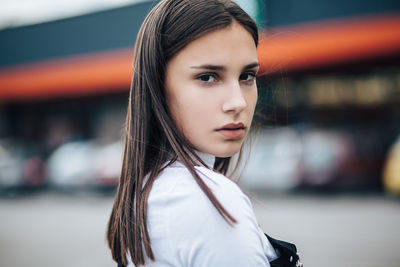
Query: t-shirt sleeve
165 169 271 267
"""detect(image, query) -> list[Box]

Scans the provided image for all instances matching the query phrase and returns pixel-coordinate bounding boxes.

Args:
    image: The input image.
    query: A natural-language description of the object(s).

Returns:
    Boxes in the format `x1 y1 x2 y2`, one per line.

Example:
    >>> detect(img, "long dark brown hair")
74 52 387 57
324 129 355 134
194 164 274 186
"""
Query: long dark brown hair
106 0 259 265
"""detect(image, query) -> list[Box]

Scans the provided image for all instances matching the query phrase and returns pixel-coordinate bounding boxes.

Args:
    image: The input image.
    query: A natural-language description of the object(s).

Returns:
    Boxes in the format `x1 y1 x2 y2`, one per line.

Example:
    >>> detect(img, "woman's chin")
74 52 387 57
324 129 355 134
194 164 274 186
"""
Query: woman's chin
203 144 242 158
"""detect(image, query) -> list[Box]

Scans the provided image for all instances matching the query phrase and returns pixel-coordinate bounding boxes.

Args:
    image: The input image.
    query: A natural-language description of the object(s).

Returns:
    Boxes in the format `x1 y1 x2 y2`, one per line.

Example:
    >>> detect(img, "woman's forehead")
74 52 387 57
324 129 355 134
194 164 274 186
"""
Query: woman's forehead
169 22 258 69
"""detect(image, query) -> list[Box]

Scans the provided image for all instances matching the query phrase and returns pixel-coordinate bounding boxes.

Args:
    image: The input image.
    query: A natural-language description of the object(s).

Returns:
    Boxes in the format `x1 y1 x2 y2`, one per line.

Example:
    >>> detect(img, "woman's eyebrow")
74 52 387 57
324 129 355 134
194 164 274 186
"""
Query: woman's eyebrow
243 62 260 70
190 62 259 71
190 64 226 71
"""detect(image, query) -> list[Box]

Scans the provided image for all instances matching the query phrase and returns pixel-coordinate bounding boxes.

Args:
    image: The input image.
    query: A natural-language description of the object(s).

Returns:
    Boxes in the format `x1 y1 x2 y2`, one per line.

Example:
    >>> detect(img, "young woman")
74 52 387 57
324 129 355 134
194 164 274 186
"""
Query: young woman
107 0 301 266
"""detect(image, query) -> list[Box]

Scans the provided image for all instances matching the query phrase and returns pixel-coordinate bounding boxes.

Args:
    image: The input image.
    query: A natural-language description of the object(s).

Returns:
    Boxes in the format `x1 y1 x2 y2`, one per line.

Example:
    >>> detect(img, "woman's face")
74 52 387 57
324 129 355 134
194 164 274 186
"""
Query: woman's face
165 21 259 158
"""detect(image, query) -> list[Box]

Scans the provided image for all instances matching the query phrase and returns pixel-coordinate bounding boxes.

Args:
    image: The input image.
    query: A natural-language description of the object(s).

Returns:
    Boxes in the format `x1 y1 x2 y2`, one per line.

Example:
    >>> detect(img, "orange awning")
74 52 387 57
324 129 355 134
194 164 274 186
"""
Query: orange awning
0 49 133 102
258 13 400 74
0 12 399 102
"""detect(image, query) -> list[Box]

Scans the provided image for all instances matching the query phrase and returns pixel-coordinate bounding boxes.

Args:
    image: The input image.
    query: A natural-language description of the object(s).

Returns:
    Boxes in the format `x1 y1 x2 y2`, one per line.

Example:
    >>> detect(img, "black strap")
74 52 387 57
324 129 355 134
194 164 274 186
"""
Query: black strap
265 234 301 267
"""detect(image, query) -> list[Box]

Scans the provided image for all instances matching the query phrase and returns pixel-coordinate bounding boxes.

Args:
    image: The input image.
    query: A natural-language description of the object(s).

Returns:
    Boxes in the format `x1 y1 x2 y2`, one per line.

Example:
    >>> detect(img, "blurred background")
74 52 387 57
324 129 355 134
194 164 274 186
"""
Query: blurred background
1 0 400 266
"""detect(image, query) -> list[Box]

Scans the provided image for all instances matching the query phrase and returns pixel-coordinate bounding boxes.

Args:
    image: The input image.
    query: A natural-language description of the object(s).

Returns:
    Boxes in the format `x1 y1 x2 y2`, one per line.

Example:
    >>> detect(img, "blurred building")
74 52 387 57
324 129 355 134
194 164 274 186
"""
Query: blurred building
0 0 400 192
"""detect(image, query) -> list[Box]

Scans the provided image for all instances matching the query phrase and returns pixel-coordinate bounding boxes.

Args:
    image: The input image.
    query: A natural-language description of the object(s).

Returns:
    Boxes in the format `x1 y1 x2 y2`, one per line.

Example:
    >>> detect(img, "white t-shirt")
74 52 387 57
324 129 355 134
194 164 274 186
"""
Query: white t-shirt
127 152 278 267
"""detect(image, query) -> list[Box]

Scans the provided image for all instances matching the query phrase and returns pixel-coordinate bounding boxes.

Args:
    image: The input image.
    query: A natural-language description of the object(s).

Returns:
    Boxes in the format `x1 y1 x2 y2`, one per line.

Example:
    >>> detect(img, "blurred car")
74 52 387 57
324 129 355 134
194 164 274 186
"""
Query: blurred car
298 129 355 186
298 126 384 190
0 139 25 190
0 138 47 193
92 141 123 188
47 140 96 188
383 134 400 196
241 127 302 190
46 140 122 190
241 125 385 192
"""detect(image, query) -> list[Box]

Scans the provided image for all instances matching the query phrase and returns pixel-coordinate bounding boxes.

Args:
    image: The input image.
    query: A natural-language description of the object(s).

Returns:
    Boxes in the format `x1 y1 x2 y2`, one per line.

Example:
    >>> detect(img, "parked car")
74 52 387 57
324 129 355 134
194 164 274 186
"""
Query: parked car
0 138 47 193
241 127 302 190
46 140 122 190
0 139 25 190
383 134 400 196
241 124 386 192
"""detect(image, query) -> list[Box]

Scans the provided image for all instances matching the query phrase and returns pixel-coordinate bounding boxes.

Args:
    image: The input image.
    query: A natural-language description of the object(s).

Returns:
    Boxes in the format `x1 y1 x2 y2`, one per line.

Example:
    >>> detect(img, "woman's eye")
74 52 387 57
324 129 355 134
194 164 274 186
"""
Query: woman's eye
197 74 216 83
240 72 256 82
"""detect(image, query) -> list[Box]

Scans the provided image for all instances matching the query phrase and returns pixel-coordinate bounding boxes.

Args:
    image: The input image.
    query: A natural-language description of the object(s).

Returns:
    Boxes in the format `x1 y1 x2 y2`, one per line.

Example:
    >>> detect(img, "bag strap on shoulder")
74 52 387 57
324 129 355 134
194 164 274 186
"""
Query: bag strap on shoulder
265 233 302 267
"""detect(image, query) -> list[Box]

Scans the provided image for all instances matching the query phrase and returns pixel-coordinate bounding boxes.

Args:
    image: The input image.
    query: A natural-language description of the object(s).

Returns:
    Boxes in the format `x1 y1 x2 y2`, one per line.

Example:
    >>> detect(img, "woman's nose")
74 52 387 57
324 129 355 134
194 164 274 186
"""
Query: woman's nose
222 81 247 113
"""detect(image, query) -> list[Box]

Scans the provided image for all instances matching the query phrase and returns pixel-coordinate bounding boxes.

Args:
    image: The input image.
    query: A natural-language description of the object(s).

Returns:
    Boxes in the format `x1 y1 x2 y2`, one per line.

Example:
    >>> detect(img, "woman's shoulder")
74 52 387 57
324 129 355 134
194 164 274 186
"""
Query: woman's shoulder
148 162 256 230
150 162 245 205
146 163 274 266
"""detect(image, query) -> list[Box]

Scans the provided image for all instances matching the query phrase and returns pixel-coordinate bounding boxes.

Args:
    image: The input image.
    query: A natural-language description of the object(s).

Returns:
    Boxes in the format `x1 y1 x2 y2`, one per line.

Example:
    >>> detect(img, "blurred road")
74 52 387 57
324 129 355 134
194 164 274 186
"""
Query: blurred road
0 191 399 267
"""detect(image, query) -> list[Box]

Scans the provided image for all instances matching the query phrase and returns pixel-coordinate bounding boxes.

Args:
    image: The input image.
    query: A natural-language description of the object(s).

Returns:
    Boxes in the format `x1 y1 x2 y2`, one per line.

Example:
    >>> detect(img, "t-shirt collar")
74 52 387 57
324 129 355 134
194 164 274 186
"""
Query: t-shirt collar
194 150 216 168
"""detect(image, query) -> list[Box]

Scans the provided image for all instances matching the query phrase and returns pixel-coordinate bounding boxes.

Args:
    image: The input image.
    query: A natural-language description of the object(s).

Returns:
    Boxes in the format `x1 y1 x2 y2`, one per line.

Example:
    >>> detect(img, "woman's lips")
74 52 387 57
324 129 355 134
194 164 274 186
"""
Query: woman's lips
216 123 246 139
